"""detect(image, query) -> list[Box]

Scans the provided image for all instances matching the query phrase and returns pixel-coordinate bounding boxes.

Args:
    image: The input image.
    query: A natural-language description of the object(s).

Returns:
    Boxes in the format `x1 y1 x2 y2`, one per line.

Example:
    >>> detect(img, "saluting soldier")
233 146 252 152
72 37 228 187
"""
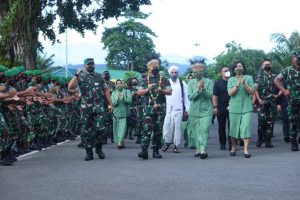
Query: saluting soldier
137 59 172 160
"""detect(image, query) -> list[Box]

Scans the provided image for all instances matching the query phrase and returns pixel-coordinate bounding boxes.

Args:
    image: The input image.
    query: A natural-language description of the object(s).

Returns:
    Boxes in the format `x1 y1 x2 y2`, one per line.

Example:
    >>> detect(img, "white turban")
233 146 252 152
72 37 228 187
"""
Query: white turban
168 65 179 75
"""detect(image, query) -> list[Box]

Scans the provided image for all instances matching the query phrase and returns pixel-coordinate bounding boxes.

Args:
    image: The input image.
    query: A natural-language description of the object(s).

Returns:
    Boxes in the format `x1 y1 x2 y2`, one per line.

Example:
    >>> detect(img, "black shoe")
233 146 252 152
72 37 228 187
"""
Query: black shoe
152 148 162 159
190 146 196 149
230 151 236 156
173 146 180 153
138 146 148 160
284 136 290 143
84 148 94 161
265 142 274 148
194 152 200 157
291 139 299 151
95 144 105 159
244 153 251 158
77 142 84 148
256 139 263 147
200 153 208 159
220 144 226 150
184 141 188 148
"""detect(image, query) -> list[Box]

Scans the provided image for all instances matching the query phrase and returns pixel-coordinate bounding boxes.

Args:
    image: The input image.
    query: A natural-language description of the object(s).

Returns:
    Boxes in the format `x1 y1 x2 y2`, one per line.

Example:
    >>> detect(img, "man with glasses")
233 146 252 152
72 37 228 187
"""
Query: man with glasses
162 66 189 153
213 66 232 150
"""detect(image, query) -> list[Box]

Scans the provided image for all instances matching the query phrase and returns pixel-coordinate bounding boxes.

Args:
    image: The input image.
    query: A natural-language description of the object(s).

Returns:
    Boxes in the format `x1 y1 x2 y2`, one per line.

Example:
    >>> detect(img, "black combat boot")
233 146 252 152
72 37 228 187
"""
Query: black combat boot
1 150 13 166
256 132 263 147
291 137 299 151
85 148 94 161
265 135 273 148
138 145 148 160
135 136 141 144
95 143 105 159
152 146 162 159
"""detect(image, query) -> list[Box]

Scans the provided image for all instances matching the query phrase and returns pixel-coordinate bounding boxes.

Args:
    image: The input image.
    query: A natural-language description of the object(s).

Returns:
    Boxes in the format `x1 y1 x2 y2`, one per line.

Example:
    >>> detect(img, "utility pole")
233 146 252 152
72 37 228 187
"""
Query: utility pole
65 29 68 78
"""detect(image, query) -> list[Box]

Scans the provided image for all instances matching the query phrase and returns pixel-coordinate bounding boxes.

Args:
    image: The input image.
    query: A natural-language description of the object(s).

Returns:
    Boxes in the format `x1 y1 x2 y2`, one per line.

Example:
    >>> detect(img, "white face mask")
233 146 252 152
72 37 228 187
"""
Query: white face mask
224 71 231 78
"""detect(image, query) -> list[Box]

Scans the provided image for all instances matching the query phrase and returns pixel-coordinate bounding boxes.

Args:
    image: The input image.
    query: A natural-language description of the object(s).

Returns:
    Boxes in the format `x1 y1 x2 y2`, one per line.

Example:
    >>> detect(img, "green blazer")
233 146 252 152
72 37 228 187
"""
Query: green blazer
227 75 254 114
111 89 132 118
187 78 213 118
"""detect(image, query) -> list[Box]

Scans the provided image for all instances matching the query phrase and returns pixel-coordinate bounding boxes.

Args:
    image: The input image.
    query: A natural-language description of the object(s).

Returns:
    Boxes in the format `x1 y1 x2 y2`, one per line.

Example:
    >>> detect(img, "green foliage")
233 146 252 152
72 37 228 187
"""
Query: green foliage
102 10 158 72
214 41 267 79
0 0 151 68
123 71 140 82
270 31 300 68
36 53 55 69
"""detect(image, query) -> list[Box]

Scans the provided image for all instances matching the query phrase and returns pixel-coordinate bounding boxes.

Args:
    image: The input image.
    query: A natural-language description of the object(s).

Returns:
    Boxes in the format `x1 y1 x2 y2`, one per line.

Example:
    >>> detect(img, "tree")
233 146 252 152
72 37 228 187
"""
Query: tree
101 10 157 72
270 31 300 68
36 53 55 69
214 41 267 79
0 0 151 69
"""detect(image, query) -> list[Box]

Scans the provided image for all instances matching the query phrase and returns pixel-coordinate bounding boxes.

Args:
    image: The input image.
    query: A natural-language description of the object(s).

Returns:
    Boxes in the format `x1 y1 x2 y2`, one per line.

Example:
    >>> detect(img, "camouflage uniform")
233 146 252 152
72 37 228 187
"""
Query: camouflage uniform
103 80 115 143
126 85 139 140
279 65 300 147
138 73 171 157
255 71 279 147
77 70 107 149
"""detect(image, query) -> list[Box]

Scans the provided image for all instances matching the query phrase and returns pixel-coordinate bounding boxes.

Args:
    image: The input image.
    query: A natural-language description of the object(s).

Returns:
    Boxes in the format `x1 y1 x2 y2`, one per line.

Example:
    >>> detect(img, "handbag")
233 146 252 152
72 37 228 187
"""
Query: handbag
179 79 188 121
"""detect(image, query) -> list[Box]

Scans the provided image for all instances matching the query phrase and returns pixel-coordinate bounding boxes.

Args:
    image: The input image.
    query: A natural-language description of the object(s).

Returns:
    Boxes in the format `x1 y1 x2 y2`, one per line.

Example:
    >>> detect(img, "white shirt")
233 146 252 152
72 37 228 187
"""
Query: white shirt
166 78 190 112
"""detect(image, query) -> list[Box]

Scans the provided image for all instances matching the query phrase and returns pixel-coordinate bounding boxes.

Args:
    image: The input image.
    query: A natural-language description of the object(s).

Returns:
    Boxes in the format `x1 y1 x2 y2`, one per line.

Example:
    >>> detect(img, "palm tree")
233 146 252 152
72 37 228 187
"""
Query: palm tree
270 31 300 67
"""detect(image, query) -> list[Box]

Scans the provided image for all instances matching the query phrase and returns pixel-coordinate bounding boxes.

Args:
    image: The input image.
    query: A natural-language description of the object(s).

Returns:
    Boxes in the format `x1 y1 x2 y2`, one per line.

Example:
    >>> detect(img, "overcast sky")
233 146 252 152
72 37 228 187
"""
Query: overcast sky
42 0 300 66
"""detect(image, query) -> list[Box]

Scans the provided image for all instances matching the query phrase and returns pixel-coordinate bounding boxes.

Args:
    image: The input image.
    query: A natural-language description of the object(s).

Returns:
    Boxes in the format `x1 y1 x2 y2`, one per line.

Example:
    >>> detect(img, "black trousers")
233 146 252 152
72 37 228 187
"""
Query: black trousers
217 109 231 145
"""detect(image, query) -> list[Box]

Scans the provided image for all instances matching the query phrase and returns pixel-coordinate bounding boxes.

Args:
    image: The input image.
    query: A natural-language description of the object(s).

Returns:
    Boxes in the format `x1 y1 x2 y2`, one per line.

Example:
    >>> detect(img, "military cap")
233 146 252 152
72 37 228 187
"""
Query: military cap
84 58 94 65
32 69 43 76
41 73 51 81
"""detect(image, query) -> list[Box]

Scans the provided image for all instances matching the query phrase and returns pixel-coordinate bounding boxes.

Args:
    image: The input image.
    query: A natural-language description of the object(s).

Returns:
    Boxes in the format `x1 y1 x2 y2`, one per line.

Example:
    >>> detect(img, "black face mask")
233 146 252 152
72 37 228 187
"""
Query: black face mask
36 77 42 84
152 67 159 75
103 75 110 81
297 57 300 66
264 65 272 71
86 66 95 73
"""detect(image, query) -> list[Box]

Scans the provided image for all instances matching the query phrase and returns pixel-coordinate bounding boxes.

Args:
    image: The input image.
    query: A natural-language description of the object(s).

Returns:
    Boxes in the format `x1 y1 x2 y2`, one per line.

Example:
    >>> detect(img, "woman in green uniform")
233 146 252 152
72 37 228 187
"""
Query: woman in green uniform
111 79 132 149
187 57 213 159
228 61 254 158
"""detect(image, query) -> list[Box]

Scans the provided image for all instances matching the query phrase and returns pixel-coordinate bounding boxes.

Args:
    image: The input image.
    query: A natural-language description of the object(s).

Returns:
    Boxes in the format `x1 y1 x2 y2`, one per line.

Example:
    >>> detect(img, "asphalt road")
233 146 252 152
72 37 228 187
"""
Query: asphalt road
1 114 299 200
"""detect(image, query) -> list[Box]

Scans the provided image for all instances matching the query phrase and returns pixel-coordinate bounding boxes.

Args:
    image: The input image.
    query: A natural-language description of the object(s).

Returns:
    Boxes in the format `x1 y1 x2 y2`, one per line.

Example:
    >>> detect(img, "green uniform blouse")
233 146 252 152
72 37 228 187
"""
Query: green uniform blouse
111 89 132 118
187 78 213 118
227 75 254 114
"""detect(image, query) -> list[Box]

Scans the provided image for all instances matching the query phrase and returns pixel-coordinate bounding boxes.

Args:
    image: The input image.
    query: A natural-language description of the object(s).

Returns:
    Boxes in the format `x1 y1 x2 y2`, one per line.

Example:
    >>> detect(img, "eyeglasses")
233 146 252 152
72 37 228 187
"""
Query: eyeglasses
171 71 178 74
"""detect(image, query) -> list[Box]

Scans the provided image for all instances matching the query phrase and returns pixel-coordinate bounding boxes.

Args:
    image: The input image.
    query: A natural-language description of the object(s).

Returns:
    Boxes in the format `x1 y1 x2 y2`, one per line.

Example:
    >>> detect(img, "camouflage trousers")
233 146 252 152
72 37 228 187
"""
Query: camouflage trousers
257 102 276 137
81 111 105 148
141 114 164 148
0 112 11 151
287 99 300 139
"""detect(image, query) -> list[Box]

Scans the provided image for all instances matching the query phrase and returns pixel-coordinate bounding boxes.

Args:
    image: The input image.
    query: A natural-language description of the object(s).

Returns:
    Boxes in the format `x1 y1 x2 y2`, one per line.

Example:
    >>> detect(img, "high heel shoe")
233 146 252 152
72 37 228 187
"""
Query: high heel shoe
244 153 251 158
230 151 236 156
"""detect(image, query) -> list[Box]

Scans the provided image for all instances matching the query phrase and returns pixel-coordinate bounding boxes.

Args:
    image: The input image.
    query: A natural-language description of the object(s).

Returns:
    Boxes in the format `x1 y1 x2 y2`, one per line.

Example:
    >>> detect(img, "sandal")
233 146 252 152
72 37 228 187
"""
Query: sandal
162 143 170 152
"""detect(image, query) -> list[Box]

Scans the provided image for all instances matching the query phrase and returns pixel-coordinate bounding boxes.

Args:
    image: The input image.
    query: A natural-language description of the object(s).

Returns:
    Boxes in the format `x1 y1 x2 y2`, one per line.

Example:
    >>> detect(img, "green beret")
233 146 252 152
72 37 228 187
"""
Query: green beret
24 70 33 76
16 66 25 72
0 65 8 72
32 69 43 76
41 73 51 81
51 76 60 81
4 68 20 77
59 77 66 85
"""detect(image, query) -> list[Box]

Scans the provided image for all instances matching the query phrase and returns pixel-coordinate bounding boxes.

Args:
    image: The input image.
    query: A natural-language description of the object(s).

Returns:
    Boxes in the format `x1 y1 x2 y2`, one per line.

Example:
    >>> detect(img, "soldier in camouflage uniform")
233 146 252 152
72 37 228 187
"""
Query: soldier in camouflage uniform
137 59 172 159
275 51 300 151
0 67 18 166
126 77 139 140
68 58 113 161
102 70 115 144
254 59 281 148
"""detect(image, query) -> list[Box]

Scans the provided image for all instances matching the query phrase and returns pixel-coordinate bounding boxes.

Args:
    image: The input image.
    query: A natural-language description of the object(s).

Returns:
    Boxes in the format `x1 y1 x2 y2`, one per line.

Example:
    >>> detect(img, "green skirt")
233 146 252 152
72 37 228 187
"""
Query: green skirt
229 112 252 139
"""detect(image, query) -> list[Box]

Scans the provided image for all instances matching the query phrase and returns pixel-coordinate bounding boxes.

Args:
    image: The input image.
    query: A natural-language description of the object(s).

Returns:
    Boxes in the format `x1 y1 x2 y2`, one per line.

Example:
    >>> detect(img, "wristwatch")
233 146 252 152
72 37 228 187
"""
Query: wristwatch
74 74 79 77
